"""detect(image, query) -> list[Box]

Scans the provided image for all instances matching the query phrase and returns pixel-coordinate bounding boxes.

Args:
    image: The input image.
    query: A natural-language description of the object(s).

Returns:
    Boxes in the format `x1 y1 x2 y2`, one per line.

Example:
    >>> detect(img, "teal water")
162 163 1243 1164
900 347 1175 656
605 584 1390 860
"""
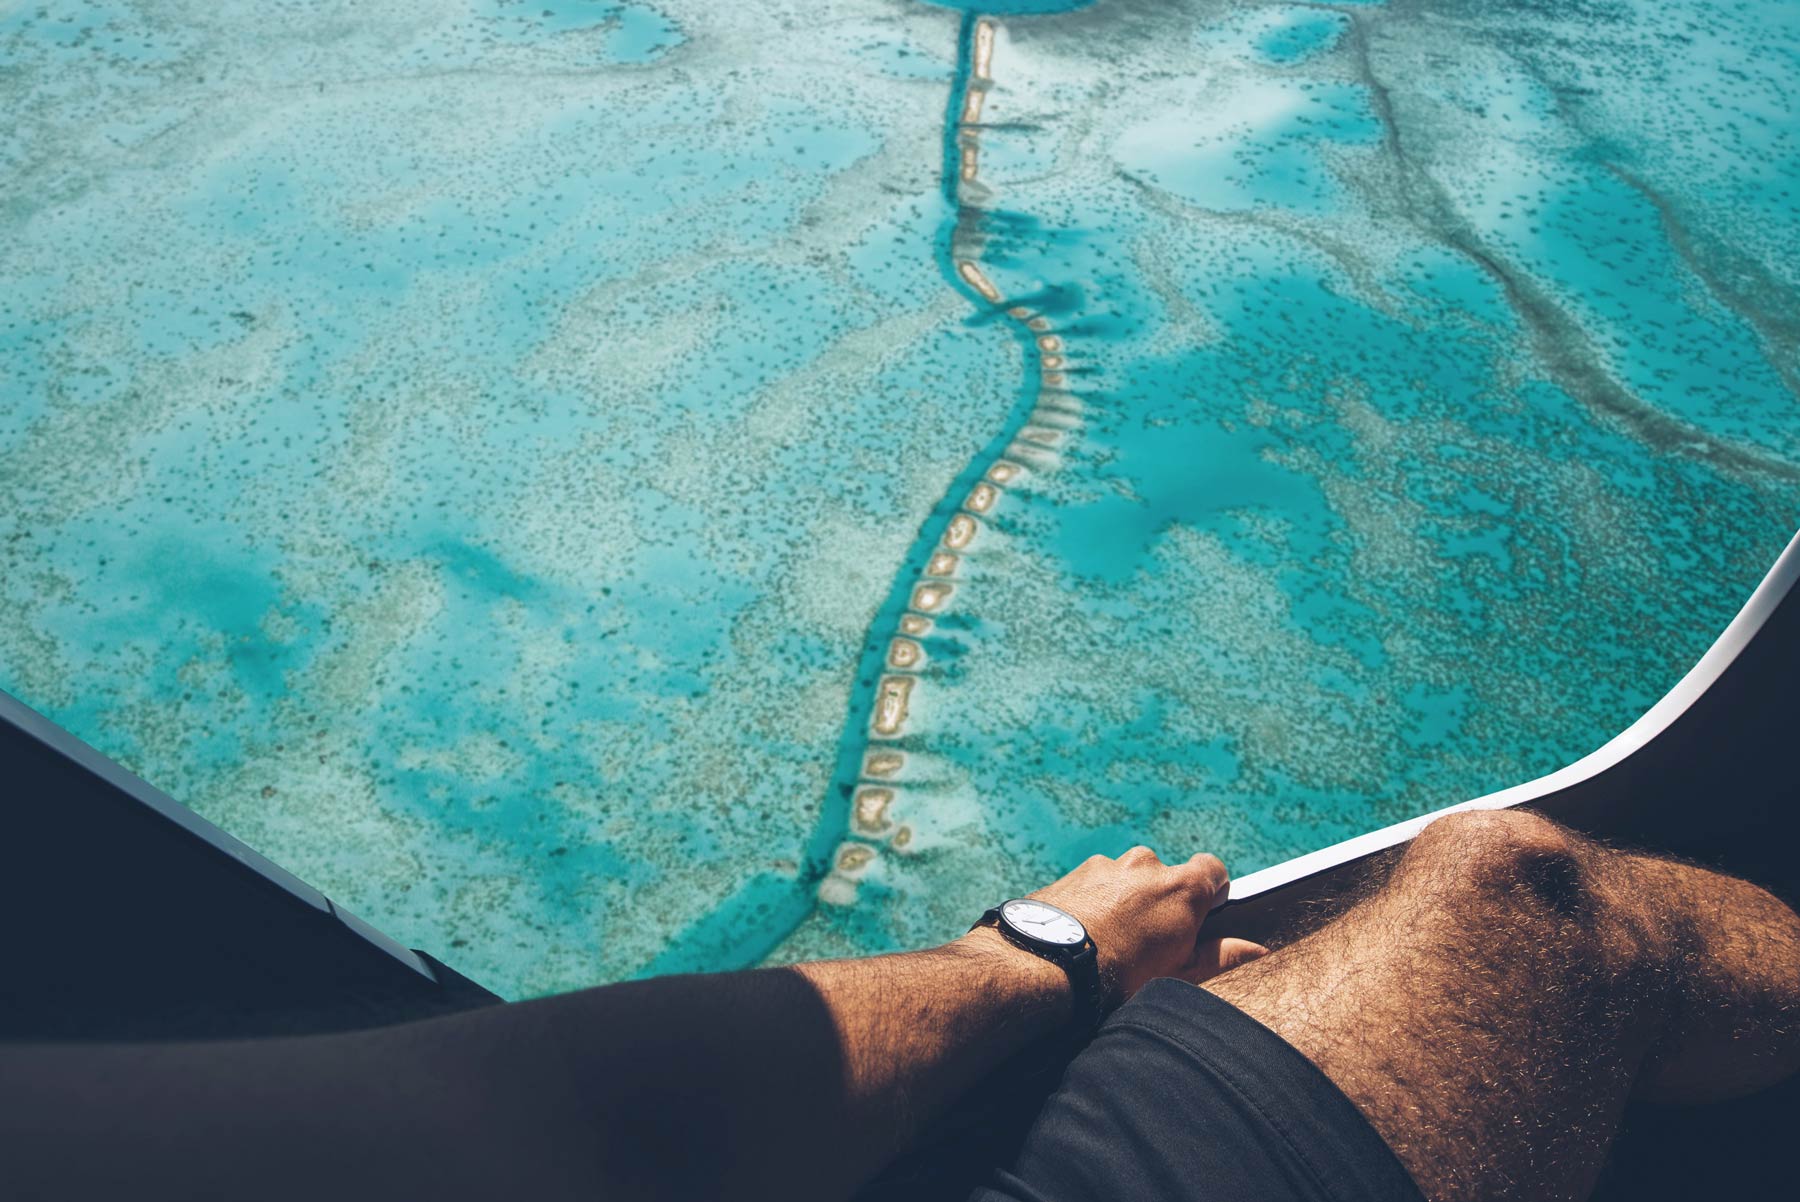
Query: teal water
2 0 1796 994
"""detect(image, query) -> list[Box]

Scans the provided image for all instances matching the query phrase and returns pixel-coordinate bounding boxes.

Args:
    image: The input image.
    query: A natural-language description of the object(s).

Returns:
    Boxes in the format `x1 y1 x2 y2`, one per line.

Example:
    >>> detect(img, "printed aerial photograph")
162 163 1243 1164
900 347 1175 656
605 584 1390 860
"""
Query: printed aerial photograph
4 4 1798 1197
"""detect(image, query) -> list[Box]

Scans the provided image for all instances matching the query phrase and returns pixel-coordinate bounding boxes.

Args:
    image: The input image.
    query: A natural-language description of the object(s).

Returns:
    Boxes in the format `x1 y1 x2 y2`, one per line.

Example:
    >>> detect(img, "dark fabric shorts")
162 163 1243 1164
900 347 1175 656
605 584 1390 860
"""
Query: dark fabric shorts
967 978 1424 1202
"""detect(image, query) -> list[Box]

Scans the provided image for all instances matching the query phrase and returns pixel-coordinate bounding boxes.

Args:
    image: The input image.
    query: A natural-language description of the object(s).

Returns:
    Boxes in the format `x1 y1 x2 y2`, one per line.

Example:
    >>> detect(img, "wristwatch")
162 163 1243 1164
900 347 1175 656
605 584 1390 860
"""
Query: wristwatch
971 898 1105 1032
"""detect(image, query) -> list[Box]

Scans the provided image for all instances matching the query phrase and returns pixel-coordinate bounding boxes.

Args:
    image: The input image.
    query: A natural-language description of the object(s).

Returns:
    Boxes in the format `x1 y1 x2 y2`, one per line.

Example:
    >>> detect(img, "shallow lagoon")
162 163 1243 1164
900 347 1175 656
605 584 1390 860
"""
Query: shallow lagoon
3 0 1797 995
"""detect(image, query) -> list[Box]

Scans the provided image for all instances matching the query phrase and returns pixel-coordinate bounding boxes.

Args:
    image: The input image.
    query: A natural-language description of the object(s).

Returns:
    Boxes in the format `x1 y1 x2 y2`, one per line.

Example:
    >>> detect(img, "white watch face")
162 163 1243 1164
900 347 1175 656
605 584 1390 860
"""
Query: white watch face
1000 899 1086 946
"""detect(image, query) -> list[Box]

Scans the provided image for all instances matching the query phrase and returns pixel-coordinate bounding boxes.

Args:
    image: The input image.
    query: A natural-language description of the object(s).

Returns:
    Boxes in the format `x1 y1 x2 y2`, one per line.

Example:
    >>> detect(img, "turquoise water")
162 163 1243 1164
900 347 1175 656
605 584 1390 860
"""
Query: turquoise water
2 0 1796 995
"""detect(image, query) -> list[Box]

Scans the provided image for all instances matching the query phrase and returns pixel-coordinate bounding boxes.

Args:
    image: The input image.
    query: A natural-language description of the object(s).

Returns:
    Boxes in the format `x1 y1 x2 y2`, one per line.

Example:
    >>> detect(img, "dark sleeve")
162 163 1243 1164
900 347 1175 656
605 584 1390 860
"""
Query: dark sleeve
0 968 845 1202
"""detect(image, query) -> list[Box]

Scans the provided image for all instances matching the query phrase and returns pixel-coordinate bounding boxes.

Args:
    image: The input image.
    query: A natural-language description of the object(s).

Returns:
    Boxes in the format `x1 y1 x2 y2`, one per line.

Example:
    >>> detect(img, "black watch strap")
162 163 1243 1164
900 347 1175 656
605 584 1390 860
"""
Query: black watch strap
972 909 1107 1033
1063 940 1104 1033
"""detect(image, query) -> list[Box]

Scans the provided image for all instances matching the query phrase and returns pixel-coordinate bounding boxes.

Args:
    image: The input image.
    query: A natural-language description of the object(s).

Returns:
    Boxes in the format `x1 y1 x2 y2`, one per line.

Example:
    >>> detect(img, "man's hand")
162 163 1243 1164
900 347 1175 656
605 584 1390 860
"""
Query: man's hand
1026 847 1268 1001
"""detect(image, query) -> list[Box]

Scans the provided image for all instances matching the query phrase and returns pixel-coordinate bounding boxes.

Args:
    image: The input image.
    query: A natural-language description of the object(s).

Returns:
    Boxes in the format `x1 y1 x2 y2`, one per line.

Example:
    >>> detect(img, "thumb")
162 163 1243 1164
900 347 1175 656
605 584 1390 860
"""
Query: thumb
1181 937 1270 984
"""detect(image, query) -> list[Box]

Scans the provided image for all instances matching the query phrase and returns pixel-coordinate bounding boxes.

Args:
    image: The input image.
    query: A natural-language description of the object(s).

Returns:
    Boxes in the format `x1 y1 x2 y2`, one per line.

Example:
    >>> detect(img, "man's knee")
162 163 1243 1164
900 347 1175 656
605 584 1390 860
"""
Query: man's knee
1408 808 1579 870
1402 809 1591 917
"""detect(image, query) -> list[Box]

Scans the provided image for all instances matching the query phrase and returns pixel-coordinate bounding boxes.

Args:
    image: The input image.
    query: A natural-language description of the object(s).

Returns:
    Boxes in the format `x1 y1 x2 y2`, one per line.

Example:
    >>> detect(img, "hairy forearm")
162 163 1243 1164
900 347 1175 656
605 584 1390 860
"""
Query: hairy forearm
539 929 1070 1199
789 927 1071 1188
566 928 1072 1199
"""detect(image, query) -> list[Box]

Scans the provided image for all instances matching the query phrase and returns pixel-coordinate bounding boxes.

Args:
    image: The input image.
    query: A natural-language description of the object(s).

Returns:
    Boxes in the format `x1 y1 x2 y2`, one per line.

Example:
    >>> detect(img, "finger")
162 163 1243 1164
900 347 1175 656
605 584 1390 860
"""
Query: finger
1179 937 1269 984
1180 852 1229 908
1119 845 1163 868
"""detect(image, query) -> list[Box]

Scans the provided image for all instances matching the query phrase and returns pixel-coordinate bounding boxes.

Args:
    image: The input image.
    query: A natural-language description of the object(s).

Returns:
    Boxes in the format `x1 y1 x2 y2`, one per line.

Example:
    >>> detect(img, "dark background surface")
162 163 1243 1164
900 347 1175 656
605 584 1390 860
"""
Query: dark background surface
0 689 500 1042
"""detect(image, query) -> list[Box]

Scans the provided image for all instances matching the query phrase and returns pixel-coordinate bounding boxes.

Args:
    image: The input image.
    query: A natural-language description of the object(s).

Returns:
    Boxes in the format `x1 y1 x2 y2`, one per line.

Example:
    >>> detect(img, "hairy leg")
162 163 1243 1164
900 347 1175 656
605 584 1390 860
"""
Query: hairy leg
1203 810 1800 1202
